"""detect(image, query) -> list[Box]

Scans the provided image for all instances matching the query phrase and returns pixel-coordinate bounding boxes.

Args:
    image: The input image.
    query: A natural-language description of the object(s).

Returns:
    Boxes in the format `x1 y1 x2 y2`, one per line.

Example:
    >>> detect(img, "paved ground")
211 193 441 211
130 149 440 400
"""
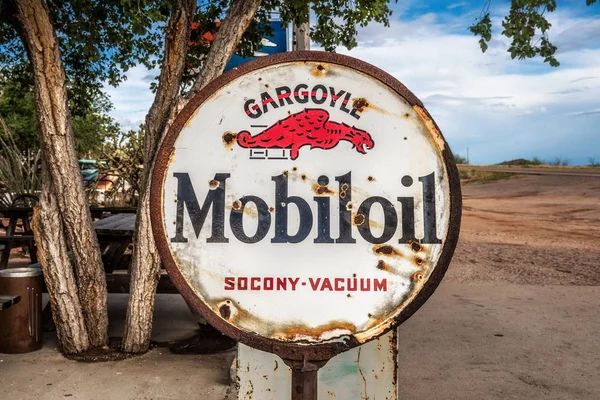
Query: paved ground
397 282 600 400
1 283 599 399
0 294 235 400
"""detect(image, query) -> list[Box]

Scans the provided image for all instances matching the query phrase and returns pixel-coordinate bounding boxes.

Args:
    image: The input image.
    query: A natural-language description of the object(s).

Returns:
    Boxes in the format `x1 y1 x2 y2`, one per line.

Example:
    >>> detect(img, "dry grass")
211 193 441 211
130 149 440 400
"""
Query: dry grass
459 169 515 184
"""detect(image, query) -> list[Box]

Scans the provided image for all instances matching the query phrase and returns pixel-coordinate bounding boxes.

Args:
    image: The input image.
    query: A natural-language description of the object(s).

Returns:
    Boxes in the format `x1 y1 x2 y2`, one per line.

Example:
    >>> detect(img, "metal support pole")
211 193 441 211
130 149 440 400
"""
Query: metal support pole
291 369 318 400
284 357 328 400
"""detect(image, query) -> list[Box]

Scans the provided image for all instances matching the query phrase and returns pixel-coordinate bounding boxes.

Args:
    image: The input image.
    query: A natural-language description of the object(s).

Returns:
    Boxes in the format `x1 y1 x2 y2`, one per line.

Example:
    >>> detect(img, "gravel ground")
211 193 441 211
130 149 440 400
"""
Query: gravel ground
447 174 600 285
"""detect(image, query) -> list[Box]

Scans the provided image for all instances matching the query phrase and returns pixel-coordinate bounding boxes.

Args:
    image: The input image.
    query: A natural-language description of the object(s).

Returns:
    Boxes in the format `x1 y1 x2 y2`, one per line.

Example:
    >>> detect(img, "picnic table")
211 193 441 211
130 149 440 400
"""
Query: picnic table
0 205 136 270
90 206 137 220
94 213 136 272
0 295 21 311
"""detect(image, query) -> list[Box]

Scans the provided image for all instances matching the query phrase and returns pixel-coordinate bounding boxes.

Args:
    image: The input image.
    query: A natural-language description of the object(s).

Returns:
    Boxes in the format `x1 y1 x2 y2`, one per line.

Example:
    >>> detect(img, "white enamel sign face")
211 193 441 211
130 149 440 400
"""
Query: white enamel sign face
152 54 460 347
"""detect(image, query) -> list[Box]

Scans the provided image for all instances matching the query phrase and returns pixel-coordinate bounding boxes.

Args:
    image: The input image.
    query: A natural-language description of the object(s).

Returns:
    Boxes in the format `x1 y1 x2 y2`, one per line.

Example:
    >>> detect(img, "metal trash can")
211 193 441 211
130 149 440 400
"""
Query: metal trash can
0 267 43 353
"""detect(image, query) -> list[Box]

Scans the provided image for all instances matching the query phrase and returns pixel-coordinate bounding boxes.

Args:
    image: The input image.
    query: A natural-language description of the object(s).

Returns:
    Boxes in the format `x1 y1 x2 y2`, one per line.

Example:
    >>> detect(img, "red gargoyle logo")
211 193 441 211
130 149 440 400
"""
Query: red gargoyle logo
237 108 374 160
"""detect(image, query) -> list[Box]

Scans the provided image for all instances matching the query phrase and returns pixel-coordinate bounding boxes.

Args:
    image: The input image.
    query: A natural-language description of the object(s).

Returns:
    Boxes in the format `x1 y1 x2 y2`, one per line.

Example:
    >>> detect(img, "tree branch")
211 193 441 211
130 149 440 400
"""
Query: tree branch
142 0 196 171
186 0 263 99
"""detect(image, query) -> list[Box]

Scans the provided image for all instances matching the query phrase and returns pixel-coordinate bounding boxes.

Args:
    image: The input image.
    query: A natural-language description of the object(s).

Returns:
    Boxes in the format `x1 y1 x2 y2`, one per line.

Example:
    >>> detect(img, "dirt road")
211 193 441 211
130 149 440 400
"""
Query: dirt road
448 174 600 285
460 165 600 177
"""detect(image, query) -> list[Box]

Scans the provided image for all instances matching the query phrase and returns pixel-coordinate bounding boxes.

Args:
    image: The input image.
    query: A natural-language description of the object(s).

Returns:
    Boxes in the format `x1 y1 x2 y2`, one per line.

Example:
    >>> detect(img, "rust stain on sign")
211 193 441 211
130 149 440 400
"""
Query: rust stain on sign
311 63 329 77
351 96 398 116
413 105 446 152
314 184 335 196
408 239 422 252
352 97 370 112
222 131 238 148
353 213 366 226
373 245 402 258
209 179 220 190
274 321 356 342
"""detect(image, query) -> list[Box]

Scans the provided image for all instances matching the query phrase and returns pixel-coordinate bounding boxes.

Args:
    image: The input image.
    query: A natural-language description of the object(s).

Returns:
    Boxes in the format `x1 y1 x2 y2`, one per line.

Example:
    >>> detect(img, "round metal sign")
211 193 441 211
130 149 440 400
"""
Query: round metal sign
150 51 461 360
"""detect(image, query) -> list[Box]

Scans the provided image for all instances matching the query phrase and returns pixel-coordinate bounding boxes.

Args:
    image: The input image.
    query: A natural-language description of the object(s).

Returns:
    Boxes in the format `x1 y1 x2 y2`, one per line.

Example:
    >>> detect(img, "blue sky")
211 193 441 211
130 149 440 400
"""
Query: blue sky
105 1 600 165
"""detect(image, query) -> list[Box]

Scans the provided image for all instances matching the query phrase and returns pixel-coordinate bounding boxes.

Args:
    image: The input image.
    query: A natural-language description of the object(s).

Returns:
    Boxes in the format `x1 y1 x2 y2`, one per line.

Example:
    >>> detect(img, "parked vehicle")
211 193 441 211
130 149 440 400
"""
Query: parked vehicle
78 159 99 186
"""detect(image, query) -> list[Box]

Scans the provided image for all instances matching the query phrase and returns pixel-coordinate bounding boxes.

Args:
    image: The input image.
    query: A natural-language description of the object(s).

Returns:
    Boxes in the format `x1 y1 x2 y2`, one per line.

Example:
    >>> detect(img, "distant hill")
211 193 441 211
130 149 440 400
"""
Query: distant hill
498 158 531 166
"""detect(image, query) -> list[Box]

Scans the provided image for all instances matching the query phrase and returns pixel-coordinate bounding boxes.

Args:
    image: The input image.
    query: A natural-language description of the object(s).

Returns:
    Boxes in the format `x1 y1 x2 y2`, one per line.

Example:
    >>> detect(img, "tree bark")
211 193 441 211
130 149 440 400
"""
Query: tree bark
122 0 263 353
15 0 108 347
121 0 197 353
32 160 90 354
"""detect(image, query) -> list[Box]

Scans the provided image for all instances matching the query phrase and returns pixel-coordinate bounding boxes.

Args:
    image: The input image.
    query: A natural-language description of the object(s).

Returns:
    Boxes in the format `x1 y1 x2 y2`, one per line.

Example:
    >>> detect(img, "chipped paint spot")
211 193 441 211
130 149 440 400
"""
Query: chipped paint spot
373 245 401 257
353 213 366 226
352 97 369 112
220 304 231 319
314 184 335 195
311 63 329 77
408 240 422 252
222 131 237 148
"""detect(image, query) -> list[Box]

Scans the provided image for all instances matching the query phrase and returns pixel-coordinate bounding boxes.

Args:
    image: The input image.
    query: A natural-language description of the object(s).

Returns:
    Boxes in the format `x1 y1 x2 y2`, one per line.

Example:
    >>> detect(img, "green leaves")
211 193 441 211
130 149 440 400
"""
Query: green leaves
0 67 119 156
300 0 394 51
470 13 492 52
1 0 169 108
470 0 595 67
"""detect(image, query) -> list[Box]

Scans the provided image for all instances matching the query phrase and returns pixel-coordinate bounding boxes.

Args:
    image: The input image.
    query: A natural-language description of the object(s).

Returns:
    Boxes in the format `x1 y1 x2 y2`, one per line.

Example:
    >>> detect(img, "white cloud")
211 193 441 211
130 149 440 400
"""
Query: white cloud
447 2 469 10
103 65 158 131
337 11 600 164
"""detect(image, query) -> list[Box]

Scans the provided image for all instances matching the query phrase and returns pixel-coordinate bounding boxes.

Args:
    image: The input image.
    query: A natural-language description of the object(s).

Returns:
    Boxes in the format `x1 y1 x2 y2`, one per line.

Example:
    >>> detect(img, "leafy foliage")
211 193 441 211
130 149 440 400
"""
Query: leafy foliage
88 128 144 206
0 68 120 156
0 72 37 150
470 0 597 67
0 115 41 207
530 156 543 165
453 153 468 164
279 0 395 51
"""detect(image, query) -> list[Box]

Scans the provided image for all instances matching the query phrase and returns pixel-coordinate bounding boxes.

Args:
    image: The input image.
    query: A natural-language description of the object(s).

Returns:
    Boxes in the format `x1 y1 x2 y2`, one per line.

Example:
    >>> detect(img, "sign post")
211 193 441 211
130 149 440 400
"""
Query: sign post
150 51 461 399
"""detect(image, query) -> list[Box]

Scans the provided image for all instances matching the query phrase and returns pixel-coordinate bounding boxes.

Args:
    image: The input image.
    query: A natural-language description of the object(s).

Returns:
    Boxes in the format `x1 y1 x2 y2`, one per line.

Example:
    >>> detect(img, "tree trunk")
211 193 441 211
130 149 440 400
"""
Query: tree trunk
122 0 263 353
121 0 197 353
15 0 108 347
32 161 90 354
